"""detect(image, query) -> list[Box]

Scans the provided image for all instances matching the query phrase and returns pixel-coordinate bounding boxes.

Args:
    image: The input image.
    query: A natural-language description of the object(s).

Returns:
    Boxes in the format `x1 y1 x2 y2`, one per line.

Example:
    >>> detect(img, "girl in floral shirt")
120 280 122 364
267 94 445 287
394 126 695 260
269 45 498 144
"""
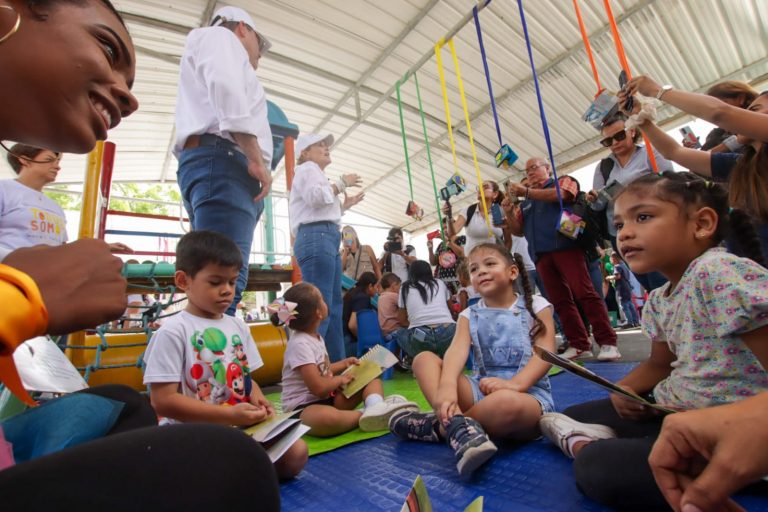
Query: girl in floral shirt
538 172 768 510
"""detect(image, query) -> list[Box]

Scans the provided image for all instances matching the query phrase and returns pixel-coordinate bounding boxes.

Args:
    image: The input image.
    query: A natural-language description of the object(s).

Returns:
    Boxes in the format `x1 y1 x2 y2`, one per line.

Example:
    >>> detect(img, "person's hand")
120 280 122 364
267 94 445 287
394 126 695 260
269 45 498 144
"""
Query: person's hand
586 190 599 203
252 395 276 418
247 160 272 202
108 242 133 253
649 398 768 512
435 388 460 425
343 357 359 369
609 385 659 420
736 133 752 146
617 88 643 116
479 377 521 395
427 239 434 250
624 75 663 99
507 182 527 198
3 239 127 335
343 191 365 210
441 202 452 216
334 373 354 389
342 173 363 188
682 137 701 149
500 197 515 214
229 402 269 426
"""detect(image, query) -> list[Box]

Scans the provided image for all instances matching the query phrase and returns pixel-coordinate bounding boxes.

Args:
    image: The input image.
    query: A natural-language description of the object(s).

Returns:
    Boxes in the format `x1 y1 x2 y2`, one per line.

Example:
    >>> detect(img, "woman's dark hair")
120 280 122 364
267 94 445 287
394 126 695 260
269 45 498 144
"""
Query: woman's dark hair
706 81 758 109
6 144 47 174
26 1 126 27
343 271 377 305
270 282 323 332
176 230 243 277
468 243 545 340
387 227 403 239
728 91 768 223
616 171 766 267
379 272 401 290
601 114 641 143
401 260 439 304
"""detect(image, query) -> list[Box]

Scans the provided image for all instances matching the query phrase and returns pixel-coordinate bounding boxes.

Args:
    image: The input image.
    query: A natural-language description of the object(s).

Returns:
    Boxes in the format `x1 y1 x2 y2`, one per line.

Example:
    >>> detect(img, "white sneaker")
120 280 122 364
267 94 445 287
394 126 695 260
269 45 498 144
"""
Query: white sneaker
539 413 617 458
359 395 419 432
597 345 621 361
560 346 593 360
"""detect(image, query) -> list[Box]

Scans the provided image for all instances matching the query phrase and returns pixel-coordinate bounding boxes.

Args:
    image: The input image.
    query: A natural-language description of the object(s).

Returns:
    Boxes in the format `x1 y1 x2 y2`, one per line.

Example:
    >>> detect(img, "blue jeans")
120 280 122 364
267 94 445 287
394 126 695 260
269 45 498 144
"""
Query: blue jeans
620 298 640 325
396 323 456 359
293 222 344 362
177 143 264 315
587 258 604 300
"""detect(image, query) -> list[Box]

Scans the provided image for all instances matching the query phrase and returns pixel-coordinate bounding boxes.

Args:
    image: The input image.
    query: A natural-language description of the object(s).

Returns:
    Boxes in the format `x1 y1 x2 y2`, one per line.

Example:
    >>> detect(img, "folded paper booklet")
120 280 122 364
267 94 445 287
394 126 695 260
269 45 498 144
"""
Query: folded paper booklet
401 475 483 512
533 346 676 414
13 336 88 394
341 344 399 398
243 410 309 463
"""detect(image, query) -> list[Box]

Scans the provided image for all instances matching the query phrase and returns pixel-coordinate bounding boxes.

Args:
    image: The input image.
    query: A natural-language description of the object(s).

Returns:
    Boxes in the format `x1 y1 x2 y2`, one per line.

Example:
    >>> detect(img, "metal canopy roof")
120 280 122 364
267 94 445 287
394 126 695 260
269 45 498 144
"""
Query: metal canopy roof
29 0 768 233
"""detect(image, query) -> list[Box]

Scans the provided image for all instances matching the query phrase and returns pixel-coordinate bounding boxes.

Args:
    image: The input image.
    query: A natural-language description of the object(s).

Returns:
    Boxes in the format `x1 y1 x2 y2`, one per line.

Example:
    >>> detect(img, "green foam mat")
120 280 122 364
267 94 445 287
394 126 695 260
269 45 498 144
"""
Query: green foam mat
263 366 563 457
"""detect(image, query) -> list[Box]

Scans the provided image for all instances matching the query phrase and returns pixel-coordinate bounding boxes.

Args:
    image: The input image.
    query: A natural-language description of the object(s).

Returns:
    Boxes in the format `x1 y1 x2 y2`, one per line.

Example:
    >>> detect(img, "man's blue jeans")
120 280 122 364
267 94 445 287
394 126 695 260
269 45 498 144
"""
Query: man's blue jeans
293 222 344 362
177 143 264 315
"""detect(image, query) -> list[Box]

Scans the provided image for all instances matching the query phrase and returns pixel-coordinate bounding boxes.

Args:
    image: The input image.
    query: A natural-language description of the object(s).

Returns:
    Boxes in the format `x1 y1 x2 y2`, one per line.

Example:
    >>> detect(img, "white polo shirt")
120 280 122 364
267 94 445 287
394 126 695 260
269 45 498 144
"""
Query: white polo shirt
173 26 272 163
288 161 341 237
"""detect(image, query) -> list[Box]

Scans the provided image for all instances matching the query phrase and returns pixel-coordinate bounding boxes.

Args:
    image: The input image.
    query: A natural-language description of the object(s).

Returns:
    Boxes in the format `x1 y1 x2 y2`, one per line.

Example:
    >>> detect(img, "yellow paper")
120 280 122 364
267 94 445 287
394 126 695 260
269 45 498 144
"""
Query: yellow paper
340 359 383 398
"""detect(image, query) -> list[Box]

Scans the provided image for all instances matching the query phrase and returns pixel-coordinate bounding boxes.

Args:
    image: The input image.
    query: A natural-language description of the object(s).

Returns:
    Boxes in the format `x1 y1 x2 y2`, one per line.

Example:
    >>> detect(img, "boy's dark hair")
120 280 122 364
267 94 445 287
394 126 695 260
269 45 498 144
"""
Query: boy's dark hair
379 272 401 290
6 144 47 174
176 231 243 277
270 282 322 332
468 243 545 340
617 172 766 267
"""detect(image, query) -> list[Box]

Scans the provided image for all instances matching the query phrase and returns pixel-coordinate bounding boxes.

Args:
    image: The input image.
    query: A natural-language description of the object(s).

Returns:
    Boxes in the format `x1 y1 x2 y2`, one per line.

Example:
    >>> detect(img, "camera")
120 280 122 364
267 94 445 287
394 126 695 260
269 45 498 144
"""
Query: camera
384 239 402 253
494 144 519 169
439 174 466 202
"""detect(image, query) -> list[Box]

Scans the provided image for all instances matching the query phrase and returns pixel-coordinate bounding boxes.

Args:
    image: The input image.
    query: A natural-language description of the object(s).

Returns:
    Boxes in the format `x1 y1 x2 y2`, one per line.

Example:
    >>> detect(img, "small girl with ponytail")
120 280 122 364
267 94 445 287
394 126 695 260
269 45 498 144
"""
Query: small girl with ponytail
538 172 768 510
273 282 417 437
389 243 556 477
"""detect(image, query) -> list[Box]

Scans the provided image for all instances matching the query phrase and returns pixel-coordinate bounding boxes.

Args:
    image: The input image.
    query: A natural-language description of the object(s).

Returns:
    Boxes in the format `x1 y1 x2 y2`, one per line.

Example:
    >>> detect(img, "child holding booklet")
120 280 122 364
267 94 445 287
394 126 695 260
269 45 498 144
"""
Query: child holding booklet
539 172 768 510
389 243 556 477
274 282 417 437
143 231 308 480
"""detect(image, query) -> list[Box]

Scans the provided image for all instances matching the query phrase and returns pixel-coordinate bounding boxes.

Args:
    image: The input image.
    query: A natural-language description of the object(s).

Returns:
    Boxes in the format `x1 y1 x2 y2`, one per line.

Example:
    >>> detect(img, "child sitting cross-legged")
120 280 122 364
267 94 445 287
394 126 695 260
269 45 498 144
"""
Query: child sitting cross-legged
143 230 308 480
389 243 556 477
539 172 768 510
275 282 418 437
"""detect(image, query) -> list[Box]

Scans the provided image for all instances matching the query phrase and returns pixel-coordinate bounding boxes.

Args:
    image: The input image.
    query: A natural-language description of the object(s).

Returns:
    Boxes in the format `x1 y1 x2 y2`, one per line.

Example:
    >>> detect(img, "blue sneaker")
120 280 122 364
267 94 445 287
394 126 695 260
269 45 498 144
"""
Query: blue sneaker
446 415 497 477
388 410 443 442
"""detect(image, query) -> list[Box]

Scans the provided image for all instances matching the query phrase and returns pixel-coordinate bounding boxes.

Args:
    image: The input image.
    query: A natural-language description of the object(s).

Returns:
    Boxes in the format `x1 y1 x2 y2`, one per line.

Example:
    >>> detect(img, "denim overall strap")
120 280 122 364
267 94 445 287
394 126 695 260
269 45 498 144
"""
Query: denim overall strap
468 299 533 377
468 306 487 377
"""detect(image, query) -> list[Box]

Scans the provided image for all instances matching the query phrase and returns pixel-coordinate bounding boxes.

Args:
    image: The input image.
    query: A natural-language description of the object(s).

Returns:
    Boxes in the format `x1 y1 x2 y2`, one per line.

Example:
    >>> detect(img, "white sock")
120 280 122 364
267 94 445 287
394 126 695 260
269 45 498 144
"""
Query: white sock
566 434 593 458
364 394 384 410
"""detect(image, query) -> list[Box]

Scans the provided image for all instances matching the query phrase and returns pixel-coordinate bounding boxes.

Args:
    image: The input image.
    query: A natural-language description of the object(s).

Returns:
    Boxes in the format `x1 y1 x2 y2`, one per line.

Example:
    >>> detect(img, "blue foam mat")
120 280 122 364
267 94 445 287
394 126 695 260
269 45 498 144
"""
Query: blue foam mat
280 363 768 511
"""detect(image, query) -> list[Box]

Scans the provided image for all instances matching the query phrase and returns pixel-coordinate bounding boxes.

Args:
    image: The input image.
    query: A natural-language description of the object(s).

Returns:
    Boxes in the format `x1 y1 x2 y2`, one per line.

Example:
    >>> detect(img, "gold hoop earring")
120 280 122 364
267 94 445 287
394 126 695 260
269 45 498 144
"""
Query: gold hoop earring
0 5 21 45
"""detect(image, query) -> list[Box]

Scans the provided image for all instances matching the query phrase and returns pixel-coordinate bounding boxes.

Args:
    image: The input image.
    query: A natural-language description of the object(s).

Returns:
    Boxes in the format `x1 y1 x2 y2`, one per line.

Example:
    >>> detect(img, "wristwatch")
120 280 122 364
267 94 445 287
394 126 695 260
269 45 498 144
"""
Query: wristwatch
656 84 673 100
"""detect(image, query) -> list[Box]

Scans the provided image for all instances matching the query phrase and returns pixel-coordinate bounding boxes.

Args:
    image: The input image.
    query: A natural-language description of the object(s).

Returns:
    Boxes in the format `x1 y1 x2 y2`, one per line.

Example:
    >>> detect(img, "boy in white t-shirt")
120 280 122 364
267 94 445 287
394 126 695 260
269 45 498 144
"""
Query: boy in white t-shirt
144 231 308 480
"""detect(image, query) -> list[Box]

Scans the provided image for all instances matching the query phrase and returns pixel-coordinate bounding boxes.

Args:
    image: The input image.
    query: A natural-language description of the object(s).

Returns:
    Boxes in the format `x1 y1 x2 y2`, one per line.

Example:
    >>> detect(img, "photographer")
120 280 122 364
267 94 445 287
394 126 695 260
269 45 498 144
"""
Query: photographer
587 114 673 292
379 227 416 283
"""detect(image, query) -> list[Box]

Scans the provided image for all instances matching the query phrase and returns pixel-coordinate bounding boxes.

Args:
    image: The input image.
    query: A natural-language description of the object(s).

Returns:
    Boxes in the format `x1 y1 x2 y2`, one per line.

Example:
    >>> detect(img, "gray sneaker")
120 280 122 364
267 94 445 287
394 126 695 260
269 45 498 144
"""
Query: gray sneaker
539 412 617 458
388 409 443 442
358 395 418 432
446 415 497 477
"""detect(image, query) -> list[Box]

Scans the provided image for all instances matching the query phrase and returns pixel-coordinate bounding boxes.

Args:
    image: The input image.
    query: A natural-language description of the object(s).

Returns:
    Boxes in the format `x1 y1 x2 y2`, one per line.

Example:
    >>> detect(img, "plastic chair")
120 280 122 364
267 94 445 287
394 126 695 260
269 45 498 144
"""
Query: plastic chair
354 309 394 380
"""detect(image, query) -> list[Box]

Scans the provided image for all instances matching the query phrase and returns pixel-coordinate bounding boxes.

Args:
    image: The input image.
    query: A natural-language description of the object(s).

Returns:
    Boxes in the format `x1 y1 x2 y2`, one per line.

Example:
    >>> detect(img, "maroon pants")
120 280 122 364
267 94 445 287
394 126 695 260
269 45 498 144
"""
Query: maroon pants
536 248 616 351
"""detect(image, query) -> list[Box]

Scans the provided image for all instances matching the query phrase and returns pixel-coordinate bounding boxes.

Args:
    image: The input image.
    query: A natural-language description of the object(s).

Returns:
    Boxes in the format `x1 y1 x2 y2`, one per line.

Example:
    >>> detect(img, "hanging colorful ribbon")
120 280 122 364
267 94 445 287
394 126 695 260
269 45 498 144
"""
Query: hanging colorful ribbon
435 37 493 237
414 72 447 244
395 79 416 203
473 4 518 169
572 0 603 94
602 0 659 173
516 0 565 231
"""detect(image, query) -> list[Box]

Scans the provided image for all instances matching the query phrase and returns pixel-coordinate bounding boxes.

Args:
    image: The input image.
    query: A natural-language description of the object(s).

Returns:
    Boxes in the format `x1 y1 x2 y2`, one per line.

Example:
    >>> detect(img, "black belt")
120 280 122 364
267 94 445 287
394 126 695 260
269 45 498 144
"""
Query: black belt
183 133 238 151
299 221 338 229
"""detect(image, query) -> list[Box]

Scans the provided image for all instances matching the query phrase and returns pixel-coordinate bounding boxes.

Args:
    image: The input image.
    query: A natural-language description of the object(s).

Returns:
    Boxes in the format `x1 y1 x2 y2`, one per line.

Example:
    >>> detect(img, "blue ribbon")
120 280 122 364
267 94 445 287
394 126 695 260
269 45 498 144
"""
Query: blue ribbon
473 3 502 148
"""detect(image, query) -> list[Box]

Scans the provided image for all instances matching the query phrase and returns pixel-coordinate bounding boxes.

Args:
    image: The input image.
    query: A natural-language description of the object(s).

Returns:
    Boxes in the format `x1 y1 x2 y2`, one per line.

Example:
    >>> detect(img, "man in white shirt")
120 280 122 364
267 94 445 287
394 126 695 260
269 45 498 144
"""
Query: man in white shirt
174 6 273 315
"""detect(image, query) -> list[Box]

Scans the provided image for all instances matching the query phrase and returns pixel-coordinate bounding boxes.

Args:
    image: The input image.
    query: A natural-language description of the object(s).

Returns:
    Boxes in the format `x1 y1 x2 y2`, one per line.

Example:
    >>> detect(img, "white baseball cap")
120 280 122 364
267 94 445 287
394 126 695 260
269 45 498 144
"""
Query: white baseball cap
210 6 272 55
296 134 334 155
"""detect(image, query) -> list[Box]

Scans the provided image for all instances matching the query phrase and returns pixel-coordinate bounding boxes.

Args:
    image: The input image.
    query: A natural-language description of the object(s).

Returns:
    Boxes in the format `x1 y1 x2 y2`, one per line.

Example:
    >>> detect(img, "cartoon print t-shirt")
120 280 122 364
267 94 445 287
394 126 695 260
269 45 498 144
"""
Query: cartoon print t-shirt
280 330 332 412
0 180 67 254
144 310 263 421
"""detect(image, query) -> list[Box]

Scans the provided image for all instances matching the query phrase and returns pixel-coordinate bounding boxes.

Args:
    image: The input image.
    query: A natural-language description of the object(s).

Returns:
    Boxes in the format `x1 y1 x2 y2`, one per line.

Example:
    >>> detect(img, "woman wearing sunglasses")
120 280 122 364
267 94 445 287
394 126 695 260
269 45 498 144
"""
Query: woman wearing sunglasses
586 114 674 292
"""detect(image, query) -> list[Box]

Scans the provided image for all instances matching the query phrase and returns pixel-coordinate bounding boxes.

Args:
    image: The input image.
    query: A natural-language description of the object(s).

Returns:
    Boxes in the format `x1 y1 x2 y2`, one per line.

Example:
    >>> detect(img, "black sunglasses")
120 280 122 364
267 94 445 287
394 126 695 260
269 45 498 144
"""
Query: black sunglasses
600 130 628 147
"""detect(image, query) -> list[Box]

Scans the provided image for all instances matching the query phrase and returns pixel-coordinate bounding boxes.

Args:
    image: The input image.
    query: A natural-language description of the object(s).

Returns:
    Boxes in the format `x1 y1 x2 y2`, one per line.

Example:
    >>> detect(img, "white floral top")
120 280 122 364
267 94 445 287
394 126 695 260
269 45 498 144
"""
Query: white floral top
643 248 768 410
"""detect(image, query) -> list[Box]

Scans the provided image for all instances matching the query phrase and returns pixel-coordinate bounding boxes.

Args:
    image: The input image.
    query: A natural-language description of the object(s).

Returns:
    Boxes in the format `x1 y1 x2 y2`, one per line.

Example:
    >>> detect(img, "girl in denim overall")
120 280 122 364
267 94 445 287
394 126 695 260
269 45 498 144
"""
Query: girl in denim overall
389 243 556 477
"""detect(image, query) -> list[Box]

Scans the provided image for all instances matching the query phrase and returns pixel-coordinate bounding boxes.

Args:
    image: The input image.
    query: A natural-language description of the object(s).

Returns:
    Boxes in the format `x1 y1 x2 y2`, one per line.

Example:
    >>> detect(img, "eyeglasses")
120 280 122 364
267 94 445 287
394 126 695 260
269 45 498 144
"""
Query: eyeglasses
600 130 628 147
525 162 547 175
